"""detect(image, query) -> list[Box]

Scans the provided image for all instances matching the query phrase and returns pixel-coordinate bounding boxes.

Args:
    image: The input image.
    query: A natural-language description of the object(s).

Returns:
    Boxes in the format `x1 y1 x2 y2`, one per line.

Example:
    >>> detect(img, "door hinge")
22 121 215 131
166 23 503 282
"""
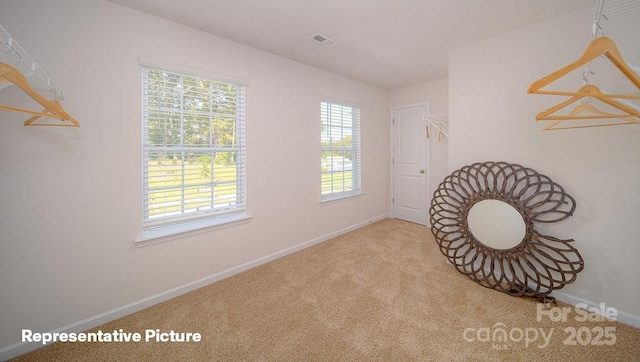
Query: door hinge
392 197 394 203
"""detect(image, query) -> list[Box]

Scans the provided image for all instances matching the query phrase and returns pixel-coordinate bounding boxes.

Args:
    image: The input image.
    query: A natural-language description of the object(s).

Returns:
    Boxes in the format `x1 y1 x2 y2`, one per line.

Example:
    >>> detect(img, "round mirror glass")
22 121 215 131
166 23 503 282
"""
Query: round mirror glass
467 199 526 249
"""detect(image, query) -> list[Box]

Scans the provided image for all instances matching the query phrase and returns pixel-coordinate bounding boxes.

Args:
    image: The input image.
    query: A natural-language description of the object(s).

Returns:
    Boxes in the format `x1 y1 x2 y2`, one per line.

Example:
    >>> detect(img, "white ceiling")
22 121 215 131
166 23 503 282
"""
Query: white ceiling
108 0 596 89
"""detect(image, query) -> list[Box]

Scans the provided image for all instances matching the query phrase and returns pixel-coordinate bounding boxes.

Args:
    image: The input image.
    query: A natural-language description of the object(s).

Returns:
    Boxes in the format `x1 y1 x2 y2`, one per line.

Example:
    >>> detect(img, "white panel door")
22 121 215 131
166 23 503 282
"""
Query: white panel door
393 104 429 225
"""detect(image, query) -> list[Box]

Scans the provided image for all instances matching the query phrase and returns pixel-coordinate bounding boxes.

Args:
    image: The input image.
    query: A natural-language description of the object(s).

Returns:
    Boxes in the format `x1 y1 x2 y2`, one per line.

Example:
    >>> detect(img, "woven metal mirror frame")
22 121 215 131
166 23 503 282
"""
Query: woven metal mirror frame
429 161 584 299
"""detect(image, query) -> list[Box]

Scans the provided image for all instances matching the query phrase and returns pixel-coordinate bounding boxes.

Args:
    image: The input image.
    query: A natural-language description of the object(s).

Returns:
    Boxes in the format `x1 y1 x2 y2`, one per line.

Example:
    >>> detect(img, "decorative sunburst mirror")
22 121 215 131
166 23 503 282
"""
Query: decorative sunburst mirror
429 161 584 300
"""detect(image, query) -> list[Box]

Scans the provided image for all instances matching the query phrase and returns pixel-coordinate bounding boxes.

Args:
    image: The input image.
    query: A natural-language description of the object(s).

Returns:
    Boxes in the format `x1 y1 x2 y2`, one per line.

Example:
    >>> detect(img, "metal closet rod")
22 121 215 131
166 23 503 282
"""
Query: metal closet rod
0 25 67 99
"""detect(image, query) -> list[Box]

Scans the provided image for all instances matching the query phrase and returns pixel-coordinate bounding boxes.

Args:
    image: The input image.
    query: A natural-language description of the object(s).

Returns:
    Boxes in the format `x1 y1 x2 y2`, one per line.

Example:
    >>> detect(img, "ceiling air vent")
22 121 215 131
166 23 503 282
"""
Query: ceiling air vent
310 33 337 47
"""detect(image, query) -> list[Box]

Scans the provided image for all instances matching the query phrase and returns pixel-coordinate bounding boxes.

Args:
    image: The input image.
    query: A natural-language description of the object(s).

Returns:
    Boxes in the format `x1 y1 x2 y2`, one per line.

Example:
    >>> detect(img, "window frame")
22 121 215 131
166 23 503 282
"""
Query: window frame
137 58 250 244
320 101 362 202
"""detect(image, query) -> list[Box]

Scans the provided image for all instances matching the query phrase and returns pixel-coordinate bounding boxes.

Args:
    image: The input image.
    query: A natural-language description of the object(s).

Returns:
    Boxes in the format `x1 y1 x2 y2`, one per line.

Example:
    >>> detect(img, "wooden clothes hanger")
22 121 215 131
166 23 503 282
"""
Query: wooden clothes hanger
540 102 639 130
536 84 640 119
0 62 79 127
426 125 448 141
554 102 638 120
528 4 640 131
535 84 640 130
425 116 449 141
528 36 640 97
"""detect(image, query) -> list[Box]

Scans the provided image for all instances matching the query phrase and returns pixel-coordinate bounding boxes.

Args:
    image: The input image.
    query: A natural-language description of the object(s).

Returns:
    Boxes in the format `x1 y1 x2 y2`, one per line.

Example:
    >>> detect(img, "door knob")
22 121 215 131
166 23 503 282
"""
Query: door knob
420 169 426 173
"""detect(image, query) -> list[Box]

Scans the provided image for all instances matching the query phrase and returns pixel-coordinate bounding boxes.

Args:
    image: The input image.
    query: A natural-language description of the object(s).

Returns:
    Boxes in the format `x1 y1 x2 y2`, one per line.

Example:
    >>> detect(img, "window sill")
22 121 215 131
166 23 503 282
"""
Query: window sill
320 191 364 204
135 213 252 247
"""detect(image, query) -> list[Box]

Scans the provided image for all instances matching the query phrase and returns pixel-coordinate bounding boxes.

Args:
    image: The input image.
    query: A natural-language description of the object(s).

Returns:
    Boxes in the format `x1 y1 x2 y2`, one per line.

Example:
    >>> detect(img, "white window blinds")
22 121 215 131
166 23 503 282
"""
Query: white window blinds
320 101 361 200
142 66 246 230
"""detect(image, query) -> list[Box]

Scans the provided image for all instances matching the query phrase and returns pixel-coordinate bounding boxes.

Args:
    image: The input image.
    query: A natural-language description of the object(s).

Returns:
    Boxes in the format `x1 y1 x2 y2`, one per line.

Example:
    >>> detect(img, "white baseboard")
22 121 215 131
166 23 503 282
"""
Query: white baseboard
0 214 390 361
468 267 640 330
552 291 640 329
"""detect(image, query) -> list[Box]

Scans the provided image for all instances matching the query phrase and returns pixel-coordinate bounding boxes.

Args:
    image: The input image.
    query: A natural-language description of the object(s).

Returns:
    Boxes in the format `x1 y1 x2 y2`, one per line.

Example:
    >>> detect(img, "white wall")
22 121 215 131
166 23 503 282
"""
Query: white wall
449 6 640 322
388 79 450 210
0 0 389 354
388 78 449 116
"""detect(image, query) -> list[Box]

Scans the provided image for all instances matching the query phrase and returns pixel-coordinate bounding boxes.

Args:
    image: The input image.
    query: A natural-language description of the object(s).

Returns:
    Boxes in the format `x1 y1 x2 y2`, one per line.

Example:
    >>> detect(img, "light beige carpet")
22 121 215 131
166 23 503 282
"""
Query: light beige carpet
13 218 640 361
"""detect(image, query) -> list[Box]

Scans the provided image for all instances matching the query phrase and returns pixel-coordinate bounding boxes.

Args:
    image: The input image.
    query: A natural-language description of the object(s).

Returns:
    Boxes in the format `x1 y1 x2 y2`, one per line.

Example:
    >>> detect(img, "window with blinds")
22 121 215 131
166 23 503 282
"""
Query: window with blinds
142 66 246 230
320 101 361 201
